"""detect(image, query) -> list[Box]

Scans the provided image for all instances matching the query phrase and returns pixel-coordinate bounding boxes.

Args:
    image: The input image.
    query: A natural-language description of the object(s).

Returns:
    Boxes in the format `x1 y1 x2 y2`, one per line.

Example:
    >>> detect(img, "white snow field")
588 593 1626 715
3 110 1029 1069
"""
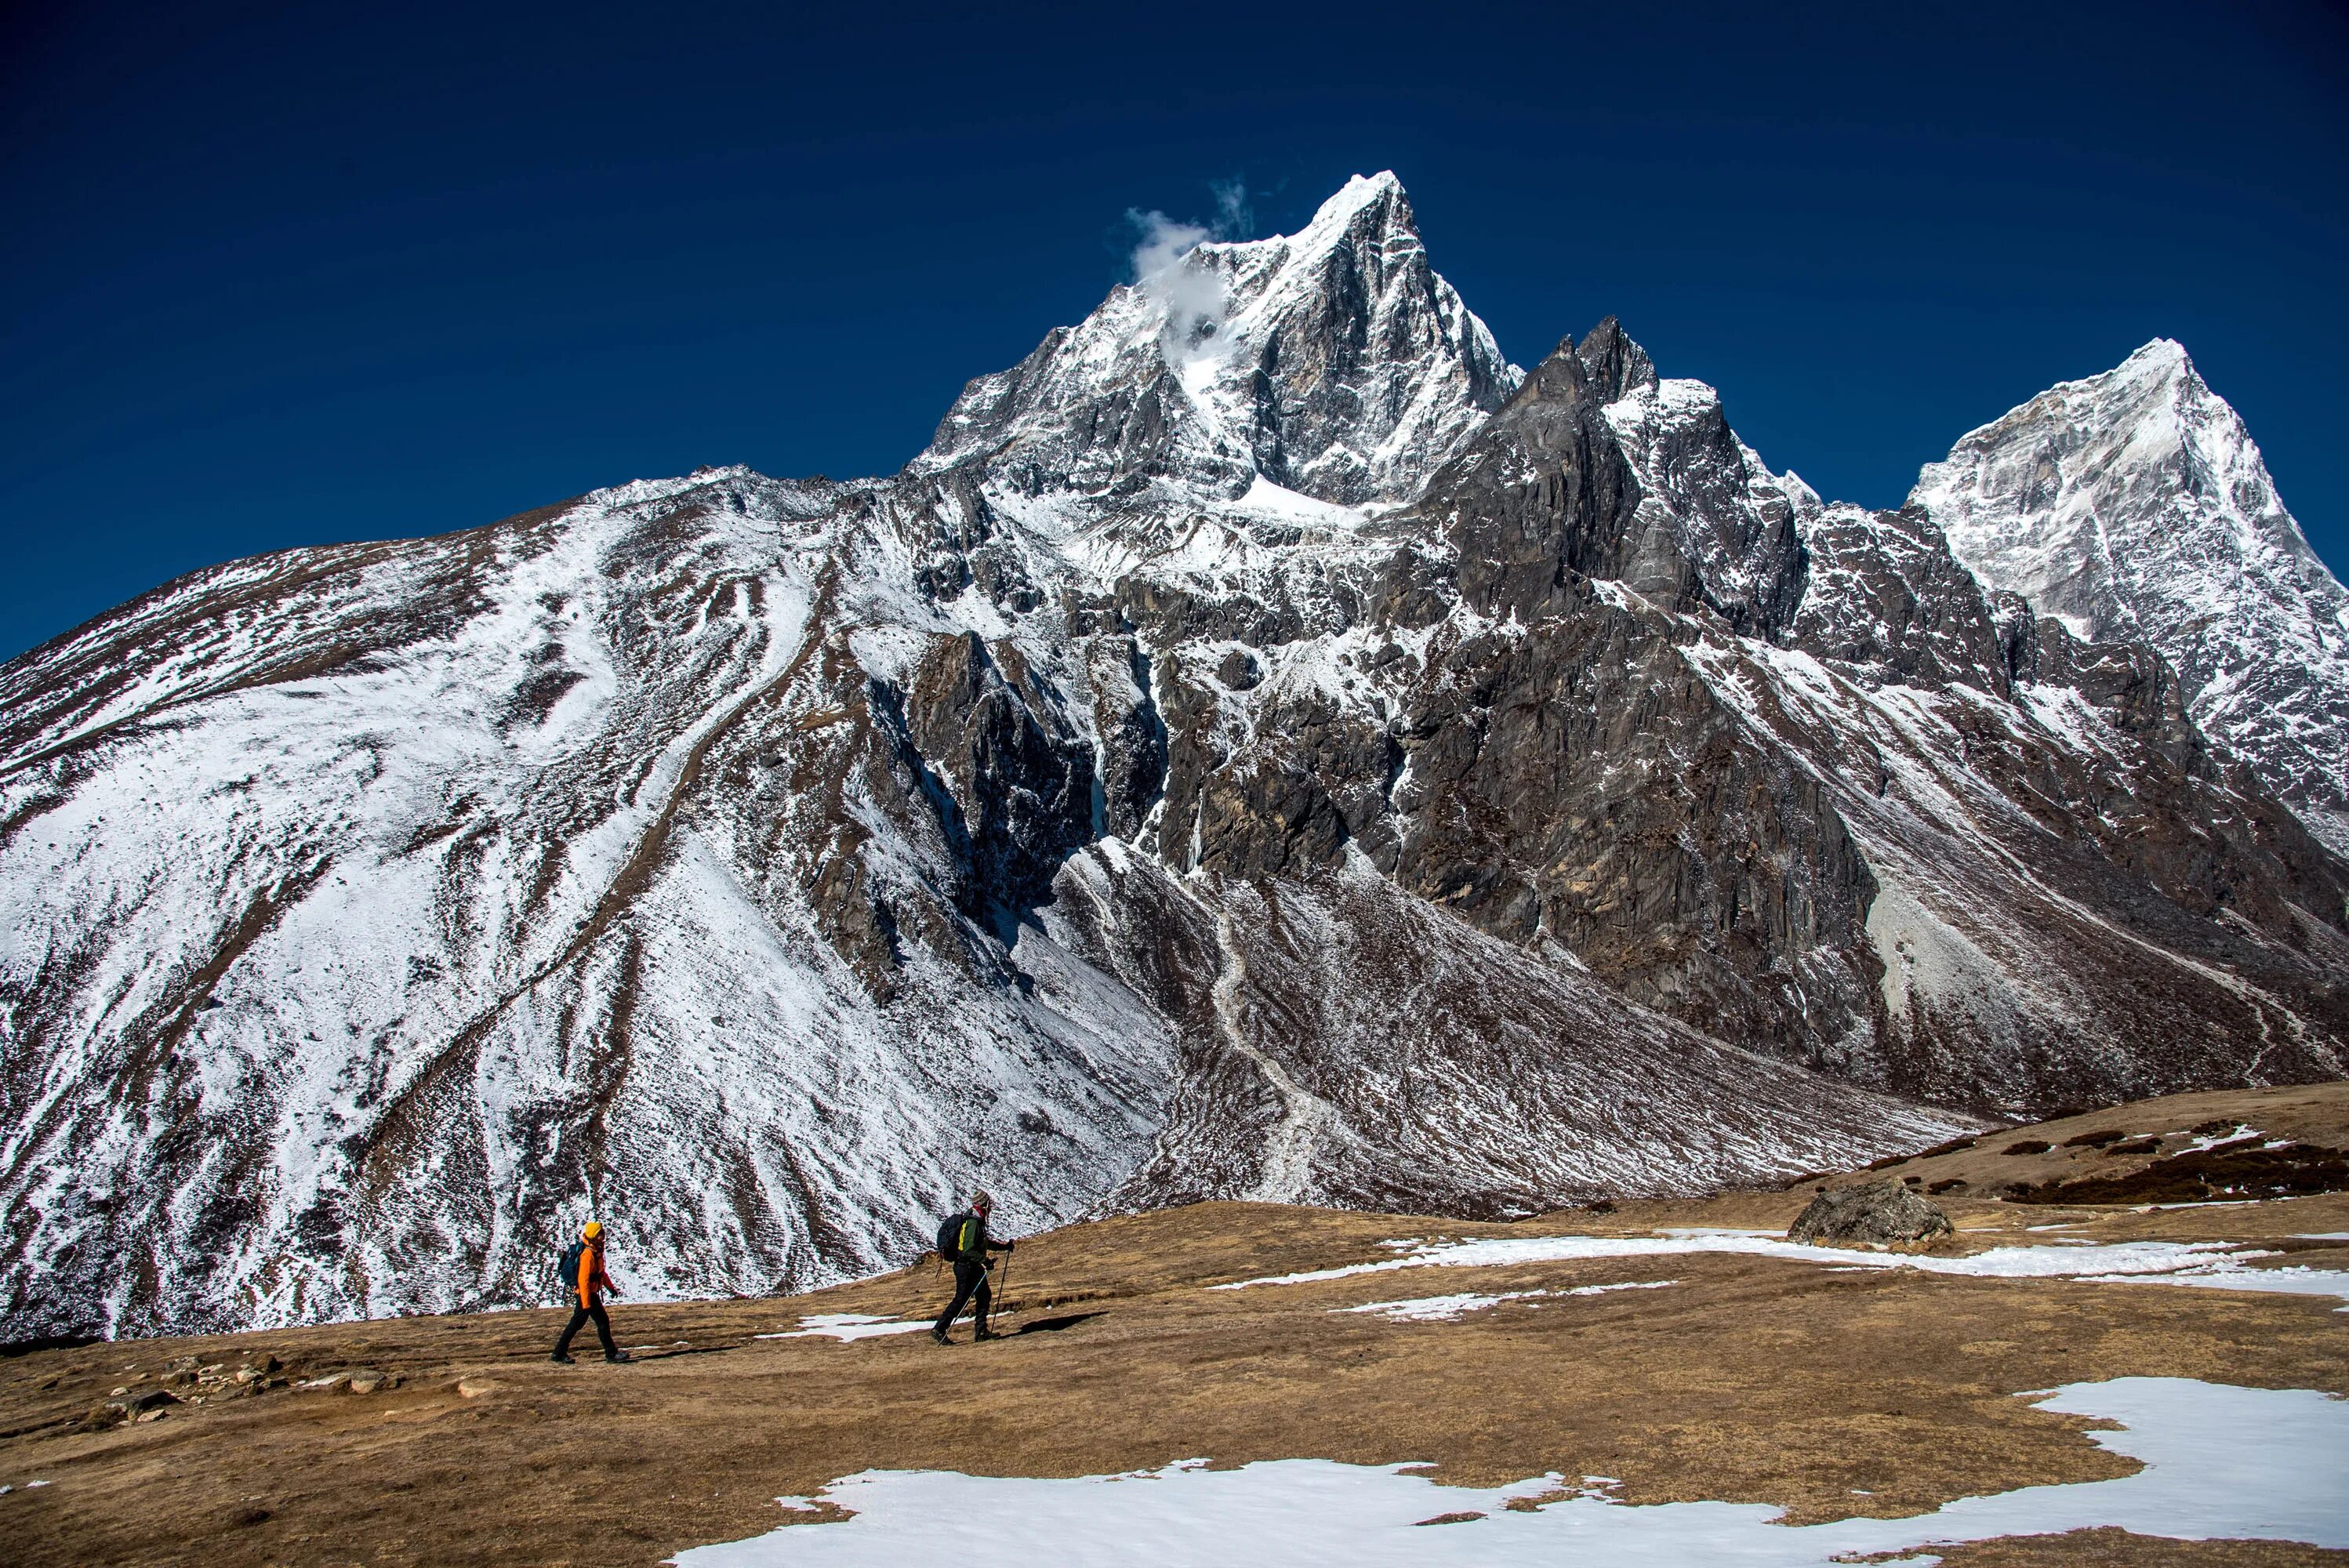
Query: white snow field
1214 1230 2349 1307
673 1378 2349 1567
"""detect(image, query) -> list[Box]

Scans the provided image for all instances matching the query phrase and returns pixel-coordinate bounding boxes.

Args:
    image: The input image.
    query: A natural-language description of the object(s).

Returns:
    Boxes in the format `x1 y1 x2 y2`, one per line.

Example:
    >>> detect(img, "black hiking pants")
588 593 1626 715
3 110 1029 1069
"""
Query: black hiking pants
935 1260 991 1336
555 1301 618 1359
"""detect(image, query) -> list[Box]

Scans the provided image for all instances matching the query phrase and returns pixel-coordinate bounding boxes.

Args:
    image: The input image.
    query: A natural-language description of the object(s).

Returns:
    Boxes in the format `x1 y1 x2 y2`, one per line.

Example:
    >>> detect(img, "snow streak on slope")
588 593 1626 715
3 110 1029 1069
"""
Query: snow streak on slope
1913 340 2349 855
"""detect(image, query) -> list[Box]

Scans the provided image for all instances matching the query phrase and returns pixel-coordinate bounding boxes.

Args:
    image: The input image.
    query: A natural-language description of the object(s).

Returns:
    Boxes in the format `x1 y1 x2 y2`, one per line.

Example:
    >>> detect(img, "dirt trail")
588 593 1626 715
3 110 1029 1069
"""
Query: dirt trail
5 1090 2349 1566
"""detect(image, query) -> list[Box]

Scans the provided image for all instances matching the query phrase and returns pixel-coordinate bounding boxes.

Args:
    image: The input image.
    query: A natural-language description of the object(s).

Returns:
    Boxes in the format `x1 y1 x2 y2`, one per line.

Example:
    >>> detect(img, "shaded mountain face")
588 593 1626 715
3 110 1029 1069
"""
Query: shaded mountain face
2 175 2344 1341
1912 340 2349 857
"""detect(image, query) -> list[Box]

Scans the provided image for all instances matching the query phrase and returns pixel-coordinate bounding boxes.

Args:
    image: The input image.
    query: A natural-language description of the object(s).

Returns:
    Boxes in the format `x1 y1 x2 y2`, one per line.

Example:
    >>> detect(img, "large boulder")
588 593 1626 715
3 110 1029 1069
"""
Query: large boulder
1788 1180 1954 1247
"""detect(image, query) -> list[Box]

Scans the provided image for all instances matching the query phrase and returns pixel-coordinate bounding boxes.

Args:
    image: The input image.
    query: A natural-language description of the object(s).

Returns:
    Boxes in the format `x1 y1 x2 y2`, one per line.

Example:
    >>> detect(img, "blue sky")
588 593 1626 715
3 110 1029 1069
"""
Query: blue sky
3 2 2344 661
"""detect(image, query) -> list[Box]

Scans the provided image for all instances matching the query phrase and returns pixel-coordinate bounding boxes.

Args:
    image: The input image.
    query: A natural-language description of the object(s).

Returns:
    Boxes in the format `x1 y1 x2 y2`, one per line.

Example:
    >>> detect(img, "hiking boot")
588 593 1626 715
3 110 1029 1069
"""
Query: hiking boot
928 1327 951 1345
604 1351 634 1363
973 1328 1002 1341
550 1352 576 1364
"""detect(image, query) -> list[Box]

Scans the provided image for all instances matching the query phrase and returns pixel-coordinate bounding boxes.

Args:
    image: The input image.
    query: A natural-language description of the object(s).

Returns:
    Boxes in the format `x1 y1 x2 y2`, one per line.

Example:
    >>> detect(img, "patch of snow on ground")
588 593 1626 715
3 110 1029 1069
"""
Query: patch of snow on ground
757 1315 933 1343
1334 1282 1679 1323
2079 1265 2349 1306
1658 1227 1776 1237
1339 1290 1548 1323
1558 1280 1680 1298
673 1378 2349 1566
1211 1232 2349 1306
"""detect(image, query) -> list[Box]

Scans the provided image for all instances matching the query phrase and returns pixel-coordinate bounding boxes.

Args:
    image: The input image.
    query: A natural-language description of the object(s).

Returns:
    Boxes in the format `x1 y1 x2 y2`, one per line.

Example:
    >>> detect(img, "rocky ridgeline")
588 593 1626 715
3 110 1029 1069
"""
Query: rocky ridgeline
0 174 2344 1341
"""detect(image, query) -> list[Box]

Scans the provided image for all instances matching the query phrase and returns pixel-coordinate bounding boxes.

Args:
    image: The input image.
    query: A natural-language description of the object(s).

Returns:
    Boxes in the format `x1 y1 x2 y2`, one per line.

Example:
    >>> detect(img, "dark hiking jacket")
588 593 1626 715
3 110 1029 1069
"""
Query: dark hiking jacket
947 1212 1009 1265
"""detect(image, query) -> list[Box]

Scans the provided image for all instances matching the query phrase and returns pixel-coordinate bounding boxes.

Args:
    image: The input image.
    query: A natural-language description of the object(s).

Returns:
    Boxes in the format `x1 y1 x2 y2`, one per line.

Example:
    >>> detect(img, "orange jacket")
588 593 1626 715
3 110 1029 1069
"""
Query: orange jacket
577 1241 616 1308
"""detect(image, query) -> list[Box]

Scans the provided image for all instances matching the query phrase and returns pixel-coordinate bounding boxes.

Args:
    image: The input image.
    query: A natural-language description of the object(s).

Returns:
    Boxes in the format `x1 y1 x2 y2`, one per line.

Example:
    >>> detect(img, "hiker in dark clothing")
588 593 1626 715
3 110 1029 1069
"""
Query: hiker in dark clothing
931 1190 1015 1344
552 1220 634 1364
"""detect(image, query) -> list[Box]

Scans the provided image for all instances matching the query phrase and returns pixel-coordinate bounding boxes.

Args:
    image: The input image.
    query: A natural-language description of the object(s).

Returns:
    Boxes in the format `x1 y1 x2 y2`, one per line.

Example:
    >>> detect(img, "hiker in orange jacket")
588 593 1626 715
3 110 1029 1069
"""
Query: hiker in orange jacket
551 1220 633 1364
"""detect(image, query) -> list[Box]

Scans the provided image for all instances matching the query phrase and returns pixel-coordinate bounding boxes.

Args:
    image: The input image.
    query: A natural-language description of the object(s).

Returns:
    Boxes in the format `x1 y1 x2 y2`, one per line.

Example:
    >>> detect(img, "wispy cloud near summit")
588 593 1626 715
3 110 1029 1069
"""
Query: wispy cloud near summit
1125 180 1253 359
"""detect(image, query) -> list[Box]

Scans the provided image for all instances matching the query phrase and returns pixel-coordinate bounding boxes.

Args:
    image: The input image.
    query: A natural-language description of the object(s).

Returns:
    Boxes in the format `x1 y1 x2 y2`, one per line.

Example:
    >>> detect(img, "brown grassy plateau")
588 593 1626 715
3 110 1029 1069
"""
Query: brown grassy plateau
4 1085 2347 1566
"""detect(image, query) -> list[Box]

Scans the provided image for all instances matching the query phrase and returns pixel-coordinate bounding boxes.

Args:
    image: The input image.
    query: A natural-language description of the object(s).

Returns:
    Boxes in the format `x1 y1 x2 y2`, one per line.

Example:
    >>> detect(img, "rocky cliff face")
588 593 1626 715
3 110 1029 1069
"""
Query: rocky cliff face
1912 340 2349 856
2 176 2344 1341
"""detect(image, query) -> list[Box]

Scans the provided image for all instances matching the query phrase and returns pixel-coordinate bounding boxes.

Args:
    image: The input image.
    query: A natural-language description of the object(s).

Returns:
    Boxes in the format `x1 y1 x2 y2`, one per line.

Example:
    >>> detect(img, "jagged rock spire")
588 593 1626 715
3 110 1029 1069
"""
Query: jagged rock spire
1418 316 1805 637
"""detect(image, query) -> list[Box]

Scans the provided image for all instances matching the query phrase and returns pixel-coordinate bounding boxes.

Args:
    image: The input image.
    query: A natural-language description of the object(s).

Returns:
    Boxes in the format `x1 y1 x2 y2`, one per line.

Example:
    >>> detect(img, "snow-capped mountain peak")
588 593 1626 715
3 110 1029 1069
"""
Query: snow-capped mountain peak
917 172 1519 507
1912 337 2349 851
1294 168 1408 230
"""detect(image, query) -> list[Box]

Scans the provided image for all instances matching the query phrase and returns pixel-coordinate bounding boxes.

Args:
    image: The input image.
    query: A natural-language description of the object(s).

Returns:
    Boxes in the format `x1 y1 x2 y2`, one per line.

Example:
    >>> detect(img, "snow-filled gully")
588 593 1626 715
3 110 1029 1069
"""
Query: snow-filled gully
676 1378 2349 1566
1209 909 1344 1206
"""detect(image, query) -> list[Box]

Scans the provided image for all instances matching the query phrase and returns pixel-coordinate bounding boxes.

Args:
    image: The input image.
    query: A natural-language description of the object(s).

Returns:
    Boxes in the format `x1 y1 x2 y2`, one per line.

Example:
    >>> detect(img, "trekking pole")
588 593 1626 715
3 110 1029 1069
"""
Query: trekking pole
995 1249 1015 1323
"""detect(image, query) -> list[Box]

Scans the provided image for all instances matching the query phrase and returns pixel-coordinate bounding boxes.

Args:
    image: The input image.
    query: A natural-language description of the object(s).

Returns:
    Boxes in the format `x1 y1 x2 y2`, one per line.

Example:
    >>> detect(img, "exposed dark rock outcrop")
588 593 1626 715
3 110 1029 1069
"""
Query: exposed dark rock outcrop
1788 1180 1955 1246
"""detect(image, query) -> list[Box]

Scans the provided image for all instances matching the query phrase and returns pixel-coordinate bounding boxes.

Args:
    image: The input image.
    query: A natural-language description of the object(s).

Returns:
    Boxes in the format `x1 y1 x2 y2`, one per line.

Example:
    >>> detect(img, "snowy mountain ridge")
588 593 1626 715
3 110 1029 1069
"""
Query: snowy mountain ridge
2 175 2345 1341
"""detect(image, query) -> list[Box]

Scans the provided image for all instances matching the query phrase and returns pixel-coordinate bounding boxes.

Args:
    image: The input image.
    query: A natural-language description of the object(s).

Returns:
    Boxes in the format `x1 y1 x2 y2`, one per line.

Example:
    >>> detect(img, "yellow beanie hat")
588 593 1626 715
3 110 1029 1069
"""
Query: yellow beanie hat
583 1220 603 1240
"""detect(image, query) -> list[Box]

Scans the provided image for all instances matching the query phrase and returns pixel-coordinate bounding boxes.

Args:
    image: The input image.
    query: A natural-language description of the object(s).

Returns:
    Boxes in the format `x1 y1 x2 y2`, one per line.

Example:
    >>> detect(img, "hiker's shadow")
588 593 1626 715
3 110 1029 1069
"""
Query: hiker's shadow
1012 1312 1106 1336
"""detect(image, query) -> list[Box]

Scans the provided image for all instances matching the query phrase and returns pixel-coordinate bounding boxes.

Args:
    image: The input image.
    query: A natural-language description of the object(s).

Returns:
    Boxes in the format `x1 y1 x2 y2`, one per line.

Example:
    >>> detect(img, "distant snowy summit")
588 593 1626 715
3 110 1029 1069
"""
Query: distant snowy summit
1 172 2344 1343
1914 339 2349 855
